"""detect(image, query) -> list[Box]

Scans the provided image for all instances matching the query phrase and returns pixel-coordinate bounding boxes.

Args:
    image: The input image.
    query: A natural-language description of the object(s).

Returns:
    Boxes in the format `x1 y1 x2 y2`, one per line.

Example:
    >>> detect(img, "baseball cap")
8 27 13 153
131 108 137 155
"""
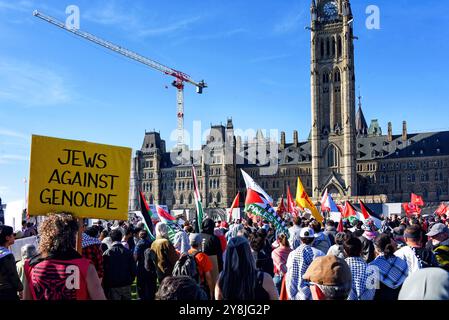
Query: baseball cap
300 227 315 238
303 255 352 286
189 233 203 246
426 223 449 237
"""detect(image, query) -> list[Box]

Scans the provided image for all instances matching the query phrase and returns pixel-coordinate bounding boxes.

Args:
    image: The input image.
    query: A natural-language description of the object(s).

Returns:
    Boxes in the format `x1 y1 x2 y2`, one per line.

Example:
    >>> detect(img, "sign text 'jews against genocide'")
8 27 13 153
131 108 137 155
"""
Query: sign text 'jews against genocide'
28 135 131 220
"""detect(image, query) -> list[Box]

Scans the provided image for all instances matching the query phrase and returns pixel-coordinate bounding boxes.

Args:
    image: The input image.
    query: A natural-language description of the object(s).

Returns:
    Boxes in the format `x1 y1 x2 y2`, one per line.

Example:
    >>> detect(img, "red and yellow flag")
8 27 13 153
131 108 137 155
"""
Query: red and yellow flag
295 177 323 223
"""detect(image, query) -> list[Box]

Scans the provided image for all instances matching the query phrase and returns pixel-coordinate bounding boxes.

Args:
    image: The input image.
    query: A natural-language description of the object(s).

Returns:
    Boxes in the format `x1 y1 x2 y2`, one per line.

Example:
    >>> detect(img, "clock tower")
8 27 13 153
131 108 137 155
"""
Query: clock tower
310 0 357 199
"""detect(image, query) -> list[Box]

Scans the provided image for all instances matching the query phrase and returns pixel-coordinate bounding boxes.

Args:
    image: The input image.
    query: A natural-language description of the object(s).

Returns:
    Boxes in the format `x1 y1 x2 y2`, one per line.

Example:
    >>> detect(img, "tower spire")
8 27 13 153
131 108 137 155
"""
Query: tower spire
356 92 368 137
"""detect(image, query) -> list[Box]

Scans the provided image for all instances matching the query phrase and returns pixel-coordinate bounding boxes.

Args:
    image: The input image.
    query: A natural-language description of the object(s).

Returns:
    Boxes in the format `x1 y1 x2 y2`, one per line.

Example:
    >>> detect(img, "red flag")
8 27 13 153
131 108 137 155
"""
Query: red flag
435 203 449 217
276 195 287 218
337 204 344 214
411 193 424 207
403 202 421 217
342 202 357 219
287 186 300 216
337 215 344 233
228 192 240 222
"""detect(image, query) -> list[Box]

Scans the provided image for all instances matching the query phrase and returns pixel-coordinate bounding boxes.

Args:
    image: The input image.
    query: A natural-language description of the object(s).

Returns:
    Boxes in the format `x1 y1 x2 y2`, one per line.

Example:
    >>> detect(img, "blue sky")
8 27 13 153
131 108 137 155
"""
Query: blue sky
1 0 449 204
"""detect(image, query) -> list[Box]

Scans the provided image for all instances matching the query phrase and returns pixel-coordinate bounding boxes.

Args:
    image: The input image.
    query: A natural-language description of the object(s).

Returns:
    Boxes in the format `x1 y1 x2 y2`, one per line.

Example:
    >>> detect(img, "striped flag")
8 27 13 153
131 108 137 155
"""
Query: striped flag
192 165 204 233
242 169 289 237
139 191 155 240
155 205 181 243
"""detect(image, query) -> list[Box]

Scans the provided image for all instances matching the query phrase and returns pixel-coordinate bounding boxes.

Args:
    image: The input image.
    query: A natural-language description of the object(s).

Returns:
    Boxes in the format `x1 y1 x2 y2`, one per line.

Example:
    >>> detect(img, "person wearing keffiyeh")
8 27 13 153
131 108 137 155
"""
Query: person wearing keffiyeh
82 227 104 280
344 237 376 300
369 234 408 300
285 227 316 300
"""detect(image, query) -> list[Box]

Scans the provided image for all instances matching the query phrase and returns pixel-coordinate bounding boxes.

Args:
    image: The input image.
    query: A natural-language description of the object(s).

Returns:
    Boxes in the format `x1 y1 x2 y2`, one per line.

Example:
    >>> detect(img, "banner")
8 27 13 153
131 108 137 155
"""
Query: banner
28 135 131 220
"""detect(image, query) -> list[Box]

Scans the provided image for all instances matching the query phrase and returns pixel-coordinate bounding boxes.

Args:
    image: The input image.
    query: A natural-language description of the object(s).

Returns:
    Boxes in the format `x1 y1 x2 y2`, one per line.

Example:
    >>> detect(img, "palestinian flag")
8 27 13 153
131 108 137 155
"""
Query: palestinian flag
192 165 204 233
343 201 358 225
359 200 383 229
156 205 181 243
139 191 155 240
242 170 289 236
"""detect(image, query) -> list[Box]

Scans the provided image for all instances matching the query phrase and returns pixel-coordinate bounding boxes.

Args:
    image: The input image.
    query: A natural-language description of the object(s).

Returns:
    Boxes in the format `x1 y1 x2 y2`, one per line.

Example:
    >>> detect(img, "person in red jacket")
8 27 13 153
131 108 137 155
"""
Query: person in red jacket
23 213 105 300
214 228 227 253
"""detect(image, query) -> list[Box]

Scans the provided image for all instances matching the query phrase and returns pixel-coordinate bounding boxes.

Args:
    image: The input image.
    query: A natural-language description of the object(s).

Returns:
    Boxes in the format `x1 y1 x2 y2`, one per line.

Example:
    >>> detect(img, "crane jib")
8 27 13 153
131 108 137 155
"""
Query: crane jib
33 10 205 90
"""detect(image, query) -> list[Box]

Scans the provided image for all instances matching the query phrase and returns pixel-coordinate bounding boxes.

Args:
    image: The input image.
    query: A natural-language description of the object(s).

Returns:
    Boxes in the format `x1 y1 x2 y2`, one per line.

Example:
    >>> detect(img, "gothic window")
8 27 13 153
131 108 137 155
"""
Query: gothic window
209 193 214 204
188 194 193 204
334 70 341 82
180 194 184 205
162 196 166 205
332 37 336 56
327 145 339 168
326 38 330 57
217 180 220 188
337 36 342 57
217 193 222 204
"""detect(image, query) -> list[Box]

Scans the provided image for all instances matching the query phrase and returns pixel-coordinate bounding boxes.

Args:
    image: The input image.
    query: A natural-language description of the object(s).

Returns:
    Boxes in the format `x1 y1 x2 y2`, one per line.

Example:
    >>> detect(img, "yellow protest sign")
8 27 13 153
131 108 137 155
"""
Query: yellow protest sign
28 135 131 220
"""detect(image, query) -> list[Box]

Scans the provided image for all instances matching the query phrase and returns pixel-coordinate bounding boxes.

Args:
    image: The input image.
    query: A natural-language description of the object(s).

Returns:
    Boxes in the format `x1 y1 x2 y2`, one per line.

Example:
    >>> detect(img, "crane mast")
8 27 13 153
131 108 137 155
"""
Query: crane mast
33 10 207 151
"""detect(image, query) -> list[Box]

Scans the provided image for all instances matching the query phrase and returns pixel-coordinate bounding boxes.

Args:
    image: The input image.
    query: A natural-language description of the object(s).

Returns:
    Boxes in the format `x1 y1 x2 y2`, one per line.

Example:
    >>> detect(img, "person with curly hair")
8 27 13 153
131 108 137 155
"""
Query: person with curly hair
23 213 106 300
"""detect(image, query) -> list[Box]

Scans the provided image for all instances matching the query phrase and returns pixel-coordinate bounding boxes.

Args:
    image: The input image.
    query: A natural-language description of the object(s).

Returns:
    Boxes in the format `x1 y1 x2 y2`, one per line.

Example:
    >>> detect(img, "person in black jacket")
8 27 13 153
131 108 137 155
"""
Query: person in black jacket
134 230 156 300
200 218 223 287
0 225 23 300
102 229 136 300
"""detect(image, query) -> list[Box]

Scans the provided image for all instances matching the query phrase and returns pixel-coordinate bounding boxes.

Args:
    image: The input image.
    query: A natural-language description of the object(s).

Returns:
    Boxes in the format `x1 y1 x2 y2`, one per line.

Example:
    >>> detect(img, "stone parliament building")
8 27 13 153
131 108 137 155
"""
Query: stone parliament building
129 0 449 217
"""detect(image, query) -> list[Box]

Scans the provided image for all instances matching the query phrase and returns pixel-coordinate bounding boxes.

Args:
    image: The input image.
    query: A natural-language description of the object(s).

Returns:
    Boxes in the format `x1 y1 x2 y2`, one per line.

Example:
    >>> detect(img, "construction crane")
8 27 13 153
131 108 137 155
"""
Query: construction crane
33 10 207 151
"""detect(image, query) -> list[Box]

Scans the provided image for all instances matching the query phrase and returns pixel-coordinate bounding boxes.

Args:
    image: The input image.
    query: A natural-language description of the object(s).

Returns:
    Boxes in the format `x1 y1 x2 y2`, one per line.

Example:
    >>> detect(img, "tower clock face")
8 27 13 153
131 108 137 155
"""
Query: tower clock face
322 1 339 21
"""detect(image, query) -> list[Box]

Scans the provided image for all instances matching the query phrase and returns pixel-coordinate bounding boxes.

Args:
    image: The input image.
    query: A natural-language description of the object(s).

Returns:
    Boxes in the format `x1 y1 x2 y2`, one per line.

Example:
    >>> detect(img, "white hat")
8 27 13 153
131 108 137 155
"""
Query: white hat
300 227 315 238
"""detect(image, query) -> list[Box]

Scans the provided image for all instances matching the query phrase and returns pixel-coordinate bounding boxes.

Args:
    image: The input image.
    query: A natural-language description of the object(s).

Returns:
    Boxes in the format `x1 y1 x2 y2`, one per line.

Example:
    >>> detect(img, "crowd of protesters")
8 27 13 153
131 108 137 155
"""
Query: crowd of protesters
1 210 449 301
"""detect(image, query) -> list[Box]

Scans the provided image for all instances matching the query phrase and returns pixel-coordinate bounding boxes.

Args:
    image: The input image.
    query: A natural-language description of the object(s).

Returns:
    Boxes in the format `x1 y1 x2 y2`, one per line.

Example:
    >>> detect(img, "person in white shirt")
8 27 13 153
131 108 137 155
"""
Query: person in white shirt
394 224 438 275
288 216 303 250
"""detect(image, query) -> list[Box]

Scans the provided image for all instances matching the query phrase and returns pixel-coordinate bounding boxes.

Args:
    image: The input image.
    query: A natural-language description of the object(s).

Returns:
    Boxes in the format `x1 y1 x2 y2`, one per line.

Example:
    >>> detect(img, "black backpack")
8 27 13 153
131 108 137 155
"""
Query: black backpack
172 252 200 283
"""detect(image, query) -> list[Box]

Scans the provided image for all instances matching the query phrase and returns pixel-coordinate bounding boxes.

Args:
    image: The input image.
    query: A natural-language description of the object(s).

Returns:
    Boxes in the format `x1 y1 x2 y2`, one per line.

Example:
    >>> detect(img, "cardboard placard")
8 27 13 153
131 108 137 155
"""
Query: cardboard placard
28 135 131 220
